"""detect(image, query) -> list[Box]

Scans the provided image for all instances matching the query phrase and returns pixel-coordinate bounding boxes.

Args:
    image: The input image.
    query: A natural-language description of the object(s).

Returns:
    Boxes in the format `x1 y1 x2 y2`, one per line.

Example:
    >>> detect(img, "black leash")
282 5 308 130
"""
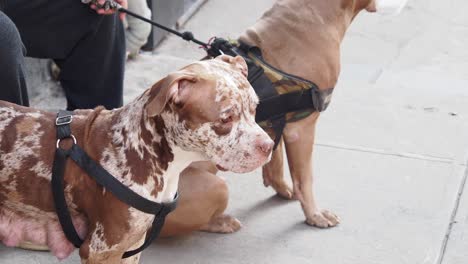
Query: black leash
118 7 209 48
52 110 178 259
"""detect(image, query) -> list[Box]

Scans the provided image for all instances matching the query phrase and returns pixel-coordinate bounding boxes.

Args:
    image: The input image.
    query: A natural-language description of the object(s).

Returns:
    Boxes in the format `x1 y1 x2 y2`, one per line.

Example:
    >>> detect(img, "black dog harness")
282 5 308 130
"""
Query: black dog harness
52 110 178 259
207 39 334 149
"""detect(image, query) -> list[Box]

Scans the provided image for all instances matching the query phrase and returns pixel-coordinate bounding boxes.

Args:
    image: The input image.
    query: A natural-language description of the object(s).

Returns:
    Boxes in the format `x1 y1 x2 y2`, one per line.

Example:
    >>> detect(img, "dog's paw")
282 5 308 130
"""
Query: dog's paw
306 209 340 228
272 181 294 200
263 176 294 200
200 214 242 234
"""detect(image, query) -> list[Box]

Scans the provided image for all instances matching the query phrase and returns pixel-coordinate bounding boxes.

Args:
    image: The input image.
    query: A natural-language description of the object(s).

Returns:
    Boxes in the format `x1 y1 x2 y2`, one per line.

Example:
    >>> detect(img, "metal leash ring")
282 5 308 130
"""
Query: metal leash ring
81 0 120 11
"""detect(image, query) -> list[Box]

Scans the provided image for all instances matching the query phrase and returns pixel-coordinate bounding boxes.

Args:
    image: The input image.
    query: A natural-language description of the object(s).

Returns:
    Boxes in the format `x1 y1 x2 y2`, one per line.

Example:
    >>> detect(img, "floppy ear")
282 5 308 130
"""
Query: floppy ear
217 55 248 77
145 71 198 117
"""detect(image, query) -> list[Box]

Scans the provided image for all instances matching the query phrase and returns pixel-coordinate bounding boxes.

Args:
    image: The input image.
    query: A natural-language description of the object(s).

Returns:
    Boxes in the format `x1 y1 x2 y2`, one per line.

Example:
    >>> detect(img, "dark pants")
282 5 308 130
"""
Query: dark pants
0 11 29 106
0 0 125 110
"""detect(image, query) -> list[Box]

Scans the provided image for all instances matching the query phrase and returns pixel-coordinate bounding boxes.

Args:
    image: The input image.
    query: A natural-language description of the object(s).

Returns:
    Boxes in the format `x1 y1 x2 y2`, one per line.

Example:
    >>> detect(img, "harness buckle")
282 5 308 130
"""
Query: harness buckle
56 115 73 126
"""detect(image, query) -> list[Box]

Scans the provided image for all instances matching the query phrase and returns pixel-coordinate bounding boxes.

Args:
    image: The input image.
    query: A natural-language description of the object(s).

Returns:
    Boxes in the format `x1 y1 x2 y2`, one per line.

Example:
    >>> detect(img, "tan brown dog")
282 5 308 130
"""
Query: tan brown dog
0 55 273 263
160 0 408 235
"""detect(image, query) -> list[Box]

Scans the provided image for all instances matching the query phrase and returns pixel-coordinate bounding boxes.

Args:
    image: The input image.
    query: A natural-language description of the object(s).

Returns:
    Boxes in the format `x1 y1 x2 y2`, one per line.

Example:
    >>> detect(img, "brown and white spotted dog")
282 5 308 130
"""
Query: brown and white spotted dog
0 55 273 263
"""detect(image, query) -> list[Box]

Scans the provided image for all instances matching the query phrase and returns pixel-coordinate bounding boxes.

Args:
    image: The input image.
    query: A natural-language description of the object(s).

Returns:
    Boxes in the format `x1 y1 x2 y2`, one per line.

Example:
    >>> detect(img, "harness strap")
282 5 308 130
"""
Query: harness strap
270 116 287 150
52 110 178 258
255 89 323 123
52 148 83 248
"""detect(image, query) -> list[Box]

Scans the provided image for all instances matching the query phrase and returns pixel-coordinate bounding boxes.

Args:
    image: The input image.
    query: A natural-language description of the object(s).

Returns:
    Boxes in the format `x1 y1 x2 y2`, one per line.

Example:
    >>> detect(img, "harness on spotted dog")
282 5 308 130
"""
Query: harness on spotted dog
52 111 178 259
206 38 334 149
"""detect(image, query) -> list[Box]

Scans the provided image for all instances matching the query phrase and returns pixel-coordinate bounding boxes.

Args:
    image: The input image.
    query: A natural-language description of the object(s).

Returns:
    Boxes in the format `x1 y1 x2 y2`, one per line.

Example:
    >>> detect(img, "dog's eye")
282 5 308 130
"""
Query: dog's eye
221 116 232 124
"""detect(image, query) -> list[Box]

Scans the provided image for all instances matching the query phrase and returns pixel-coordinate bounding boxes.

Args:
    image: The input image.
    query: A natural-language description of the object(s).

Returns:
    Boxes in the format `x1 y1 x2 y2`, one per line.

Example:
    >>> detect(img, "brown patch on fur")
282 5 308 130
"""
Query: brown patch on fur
173 78 221 130
16 157 55 212
126 148 148 184
236 130 244 140
0 116 20 154
211 122 232 136
15 116 35 134
153 116 174 172
151 176 164 197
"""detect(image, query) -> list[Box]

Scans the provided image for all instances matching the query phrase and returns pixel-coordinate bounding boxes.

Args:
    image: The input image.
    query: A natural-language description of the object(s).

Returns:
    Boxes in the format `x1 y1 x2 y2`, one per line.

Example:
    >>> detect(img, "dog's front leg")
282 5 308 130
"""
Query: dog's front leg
283 112 340 228
120 236 145 264
80 240 124 264
262 138 294 199
162 161 241 235
79 223 137 264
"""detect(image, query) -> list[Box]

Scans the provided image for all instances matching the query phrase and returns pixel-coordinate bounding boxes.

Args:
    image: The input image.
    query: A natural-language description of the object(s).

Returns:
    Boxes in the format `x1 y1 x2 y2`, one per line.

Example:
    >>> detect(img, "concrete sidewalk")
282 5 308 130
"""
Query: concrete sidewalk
2 0 468 263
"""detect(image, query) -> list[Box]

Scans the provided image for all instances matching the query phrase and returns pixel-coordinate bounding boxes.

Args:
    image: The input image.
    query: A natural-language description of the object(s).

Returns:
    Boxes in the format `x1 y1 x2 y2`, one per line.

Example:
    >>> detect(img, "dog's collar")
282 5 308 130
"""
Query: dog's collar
52 110 178 259
207 39 334 149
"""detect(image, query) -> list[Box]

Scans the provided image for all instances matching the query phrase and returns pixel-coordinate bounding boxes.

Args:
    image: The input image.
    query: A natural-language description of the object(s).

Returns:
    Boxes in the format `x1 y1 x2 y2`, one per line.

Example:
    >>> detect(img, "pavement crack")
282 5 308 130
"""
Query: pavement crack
315 142 455 164
437 162 468 264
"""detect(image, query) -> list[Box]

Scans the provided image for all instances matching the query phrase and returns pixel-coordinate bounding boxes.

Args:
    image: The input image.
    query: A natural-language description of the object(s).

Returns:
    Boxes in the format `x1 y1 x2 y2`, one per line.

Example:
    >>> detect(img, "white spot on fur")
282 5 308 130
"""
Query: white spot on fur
0 120 44 180
89 222 117 253
0 107 18 133
160 147 207 202
30 161 51 180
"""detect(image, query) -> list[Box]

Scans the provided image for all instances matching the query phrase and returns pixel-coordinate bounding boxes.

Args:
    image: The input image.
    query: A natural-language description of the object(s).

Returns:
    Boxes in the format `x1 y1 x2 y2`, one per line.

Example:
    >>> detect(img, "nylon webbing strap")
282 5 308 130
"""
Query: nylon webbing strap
255 89 316 123
68 145 178 215
52 148 84 248
51 110 178 259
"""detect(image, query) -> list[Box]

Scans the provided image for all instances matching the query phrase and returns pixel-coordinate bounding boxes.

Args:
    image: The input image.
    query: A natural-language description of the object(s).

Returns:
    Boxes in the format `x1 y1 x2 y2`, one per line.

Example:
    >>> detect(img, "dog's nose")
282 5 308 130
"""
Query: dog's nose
256 138 274 154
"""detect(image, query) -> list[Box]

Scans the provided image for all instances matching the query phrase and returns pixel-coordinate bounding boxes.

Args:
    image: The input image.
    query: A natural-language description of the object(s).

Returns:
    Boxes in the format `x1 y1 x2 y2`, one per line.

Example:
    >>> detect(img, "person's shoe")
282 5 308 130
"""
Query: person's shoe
49 60 61 81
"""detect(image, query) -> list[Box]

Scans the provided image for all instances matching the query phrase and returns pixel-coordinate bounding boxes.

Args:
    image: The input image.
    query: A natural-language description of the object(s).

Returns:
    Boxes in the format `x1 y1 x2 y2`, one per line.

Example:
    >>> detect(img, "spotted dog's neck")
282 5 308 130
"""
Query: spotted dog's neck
104 92 205 203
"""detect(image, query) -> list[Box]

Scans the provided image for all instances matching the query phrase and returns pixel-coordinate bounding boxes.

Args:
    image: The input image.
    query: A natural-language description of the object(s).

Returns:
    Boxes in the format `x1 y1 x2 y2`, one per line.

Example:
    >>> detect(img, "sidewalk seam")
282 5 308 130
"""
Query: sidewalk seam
315 142 457 164
437 163 468 264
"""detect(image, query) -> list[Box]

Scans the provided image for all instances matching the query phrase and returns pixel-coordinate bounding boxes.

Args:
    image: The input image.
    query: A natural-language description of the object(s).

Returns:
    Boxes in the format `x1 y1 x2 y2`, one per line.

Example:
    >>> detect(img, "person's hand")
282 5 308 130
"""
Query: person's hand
89 0 127 21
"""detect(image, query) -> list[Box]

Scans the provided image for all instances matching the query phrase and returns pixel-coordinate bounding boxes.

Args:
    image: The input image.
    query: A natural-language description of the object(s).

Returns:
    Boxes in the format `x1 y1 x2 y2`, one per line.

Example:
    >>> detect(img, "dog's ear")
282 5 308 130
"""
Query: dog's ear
217 55 248 77
145 71 198 117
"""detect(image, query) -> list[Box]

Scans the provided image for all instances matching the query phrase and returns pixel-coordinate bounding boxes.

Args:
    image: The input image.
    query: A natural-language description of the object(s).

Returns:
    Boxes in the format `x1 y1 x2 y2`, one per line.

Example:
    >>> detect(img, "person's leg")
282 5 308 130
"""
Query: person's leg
125 0 152 58
0 11 29 106
55 14 125 110
4 0 125 110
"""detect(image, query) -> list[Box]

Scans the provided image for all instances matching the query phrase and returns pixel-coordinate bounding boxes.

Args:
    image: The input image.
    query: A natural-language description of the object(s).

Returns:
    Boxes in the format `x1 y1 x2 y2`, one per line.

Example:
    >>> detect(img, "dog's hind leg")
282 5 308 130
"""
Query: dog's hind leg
283 112 340 228
161 161 241 236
